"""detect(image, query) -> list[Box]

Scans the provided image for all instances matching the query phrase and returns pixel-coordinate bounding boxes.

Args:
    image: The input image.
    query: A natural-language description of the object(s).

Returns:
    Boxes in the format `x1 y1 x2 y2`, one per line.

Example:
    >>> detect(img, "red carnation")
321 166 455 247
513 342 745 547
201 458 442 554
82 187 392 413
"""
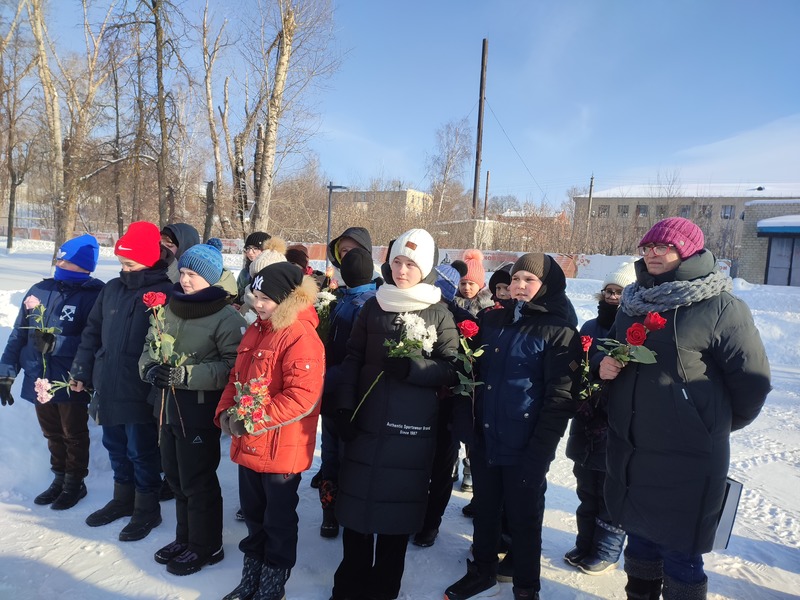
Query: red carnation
143 291 167 308
581 335 593 353
643 311 667 332
458 320 480 339
626 323 647 346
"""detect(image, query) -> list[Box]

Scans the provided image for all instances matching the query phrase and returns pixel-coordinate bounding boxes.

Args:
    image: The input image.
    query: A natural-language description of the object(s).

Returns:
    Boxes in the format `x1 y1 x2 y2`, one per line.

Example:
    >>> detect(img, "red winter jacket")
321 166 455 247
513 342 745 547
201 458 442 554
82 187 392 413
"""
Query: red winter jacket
215 276 324 474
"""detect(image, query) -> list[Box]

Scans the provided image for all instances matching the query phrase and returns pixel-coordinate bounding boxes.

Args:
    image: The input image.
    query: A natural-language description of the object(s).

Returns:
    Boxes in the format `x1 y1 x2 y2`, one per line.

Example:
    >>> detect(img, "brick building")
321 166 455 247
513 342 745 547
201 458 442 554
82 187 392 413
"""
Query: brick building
738 200 800 285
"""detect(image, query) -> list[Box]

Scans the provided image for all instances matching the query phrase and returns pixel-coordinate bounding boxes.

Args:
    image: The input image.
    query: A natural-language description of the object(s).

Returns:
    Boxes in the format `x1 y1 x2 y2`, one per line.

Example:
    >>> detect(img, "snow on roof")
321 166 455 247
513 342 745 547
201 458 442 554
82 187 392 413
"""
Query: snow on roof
745 199 800 207
757 215 800 231
577 183 800 199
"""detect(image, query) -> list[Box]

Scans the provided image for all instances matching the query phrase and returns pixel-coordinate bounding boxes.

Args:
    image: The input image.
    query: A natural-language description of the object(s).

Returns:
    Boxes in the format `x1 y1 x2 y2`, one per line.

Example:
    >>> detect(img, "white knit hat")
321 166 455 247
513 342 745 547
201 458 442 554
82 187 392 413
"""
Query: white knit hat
602 261 637 289
390 228 436 278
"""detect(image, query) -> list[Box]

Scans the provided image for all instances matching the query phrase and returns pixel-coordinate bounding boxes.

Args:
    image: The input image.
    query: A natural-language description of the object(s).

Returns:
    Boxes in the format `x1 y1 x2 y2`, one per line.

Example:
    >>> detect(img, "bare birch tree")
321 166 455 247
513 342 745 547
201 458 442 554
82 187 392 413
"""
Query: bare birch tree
426 118 472 219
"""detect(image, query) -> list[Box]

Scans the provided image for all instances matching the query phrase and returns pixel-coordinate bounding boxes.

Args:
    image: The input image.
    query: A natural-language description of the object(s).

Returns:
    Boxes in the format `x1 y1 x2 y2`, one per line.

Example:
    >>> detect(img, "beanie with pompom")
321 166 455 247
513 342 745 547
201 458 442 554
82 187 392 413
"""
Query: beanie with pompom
461 249 486 287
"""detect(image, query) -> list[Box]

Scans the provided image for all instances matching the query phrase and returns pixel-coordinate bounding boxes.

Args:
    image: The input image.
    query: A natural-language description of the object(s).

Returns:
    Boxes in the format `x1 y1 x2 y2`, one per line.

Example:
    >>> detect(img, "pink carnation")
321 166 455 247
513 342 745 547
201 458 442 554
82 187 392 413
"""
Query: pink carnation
24 295 41 310
34 378 52 404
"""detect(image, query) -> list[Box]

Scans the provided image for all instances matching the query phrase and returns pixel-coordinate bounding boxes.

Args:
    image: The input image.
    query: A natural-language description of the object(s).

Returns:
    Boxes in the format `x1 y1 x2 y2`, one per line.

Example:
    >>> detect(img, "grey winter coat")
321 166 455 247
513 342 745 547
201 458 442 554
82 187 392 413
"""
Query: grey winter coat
604 252 771 555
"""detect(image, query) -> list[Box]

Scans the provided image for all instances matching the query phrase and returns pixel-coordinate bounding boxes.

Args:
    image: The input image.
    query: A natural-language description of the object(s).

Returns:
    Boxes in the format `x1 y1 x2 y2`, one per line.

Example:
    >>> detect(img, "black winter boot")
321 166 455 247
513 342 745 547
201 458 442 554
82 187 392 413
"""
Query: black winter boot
444 559 499 600
320 508 340 538
319 479 339 538
51 474 87 510
662 575 708 600
625 575 664 600
253 564 290 600
34 472 65 505
222 555 263 600
461 458 473 492
512 587 539 600
119 491 162 541
85 482 135 527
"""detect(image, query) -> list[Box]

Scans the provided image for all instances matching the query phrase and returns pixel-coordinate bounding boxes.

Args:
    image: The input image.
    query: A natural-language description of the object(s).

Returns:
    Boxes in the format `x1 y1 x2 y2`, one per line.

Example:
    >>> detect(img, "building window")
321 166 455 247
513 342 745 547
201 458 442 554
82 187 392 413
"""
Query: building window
656 205 668 218
636 204 649 217
679 205 691 218
618 205 629 218
699 205 713 218
721 205 735 220
597 205 609 218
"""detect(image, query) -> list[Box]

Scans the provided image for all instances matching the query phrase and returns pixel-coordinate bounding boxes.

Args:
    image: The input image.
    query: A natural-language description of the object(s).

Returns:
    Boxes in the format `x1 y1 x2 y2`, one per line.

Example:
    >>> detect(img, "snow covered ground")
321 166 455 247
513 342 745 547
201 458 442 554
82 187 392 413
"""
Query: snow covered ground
0 240 797 600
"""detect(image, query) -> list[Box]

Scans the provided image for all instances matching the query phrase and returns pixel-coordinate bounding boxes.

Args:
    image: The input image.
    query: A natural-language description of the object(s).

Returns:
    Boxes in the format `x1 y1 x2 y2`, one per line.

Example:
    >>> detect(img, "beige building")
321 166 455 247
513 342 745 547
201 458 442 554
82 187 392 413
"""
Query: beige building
572 183 800 260
338 188 433 216
738 200 800 285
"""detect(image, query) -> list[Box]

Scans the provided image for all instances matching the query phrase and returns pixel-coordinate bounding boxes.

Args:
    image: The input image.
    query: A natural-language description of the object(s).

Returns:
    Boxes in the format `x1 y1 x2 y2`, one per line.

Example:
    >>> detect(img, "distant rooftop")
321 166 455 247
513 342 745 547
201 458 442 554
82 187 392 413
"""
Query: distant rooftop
576 183 800 199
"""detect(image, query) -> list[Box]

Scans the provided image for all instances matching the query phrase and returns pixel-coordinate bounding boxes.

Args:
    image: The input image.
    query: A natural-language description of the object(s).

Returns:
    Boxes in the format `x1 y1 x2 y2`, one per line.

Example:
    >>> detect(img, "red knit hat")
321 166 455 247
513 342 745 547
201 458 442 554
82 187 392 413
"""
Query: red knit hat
461 249 486 287
639 217 705 259
114 221 161 267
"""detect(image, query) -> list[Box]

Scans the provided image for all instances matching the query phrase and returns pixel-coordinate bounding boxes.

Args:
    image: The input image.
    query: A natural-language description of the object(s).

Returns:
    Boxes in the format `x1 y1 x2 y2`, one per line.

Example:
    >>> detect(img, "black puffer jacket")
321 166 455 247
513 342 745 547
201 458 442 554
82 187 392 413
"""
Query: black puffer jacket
71 263 174 426
335 297 458 535
604 252 771 555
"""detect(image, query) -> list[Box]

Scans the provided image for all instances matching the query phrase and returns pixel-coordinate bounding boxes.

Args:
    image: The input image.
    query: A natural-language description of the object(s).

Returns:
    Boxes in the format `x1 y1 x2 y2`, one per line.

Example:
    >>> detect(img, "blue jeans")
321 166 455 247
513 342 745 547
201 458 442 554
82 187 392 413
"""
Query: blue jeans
626 533 706 584
101 422 161 493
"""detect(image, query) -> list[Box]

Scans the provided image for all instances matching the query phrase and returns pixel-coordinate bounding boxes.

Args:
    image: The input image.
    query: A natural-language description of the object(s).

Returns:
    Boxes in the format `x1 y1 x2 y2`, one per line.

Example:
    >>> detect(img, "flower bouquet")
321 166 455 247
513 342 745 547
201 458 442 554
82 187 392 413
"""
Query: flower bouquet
451 320 485 399
22 295 62 378
596 312 667 365
579 335 603 400
314 289 337 344
227 377 272 434
351 312 438 419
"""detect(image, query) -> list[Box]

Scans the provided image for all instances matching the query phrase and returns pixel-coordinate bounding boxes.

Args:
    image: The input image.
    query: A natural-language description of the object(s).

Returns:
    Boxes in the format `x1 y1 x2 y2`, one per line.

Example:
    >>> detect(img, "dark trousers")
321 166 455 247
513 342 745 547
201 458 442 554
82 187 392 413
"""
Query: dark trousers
238 467 301 569
35 401 90 478
101 421 161 493
471 447 547 591
420 405 459 531
333 527 409 600
160 424 222 551
573 462 609 550
626 533 706 584
319 414 341 481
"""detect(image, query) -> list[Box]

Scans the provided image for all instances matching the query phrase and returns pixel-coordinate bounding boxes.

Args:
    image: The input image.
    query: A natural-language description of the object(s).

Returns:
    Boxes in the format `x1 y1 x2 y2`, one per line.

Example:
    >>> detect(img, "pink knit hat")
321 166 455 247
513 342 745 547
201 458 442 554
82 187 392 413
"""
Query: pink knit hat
639 217 705 259
461 249 486 287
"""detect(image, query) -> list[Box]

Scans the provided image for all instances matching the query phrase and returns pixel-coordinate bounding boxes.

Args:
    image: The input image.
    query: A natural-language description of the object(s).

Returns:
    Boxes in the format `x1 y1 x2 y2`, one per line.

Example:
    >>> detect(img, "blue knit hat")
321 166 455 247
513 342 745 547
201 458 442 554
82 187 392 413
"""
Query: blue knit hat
205 237 223 252
434 264 461 302
178 244 223 285
57 234 99 272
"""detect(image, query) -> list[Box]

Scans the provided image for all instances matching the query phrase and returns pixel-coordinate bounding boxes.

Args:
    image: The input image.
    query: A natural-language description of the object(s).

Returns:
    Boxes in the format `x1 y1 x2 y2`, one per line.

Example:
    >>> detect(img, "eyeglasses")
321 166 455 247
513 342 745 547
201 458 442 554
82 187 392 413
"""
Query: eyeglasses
602 288 623 297
243 245 259 252
638 244 675 257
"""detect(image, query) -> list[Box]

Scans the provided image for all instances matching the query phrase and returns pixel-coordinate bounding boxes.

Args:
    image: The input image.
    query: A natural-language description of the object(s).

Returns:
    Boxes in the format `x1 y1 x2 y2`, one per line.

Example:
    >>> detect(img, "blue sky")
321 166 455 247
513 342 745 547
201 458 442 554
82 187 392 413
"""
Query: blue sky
310 0 800 206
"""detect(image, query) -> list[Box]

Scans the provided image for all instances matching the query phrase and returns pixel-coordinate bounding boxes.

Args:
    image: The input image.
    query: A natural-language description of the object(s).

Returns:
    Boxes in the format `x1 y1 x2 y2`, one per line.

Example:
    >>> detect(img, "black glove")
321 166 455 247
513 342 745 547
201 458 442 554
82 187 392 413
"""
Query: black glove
383 356 411 380
32 330 56 354
335 409 358 442
0 377 14 406
153 364 186 389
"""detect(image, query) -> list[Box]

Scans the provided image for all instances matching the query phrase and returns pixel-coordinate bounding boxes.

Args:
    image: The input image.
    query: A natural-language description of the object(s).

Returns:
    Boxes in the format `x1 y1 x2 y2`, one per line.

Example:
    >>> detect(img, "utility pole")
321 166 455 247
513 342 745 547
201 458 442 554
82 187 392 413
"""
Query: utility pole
585 174 595 251
472 38 488 218
483 170 490 220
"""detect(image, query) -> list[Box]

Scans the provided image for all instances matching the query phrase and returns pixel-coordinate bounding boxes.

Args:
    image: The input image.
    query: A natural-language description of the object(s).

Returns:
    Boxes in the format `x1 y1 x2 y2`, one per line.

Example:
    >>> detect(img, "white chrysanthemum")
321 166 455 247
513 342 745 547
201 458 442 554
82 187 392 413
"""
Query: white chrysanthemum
315 290 337 309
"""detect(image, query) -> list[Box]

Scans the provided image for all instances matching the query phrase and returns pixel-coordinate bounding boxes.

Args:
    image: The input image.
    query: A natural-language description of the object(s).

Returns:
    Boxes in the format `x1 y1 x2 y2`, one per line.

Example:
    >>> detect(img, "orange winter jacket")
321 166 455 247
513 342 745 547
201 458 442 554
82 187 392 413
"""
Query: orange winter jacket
215 276 324 474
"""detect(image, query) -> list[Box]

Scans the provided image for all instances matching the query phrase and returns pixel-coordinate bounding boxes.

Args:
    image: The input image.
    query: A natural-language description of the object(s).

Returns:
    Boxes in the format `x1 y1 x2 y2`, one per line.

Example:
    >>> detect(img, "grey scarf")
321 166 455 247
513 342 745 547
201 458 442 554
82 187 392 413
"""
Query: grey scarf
621 269 732 316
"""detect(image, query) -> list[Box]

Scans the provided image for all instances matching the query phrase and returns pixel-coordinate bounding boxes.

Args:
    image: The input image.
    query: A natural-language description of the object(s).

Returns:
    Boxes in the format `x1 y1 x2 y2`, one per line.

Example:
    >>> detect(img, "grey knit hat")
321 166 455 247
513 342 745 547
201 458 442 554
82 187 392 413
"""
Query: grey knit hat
511 253 550 280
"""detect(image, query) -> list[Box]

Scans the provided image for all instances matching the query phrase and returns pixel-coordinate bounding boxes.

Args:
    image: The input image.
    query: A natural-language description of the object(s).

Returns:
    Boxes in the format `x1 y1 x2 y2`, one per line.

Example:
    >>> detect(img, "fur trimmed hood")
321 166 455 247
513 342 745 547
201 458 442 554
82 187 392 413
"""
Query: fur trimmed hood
267 274 319 330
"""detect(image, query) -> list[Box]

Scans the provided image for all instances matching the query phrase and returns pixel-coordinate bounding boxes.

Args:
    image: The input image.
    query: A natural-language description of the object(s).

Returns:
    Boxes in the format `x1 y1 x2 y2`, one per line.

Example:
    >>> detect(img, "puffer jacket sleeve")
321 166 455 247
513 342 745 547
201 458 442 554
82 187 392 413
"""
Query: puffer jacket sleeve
184 310 246 391
405 306 459 388
521 322 581 486
69 286 106 384
712 296 771 431
336 300 370 413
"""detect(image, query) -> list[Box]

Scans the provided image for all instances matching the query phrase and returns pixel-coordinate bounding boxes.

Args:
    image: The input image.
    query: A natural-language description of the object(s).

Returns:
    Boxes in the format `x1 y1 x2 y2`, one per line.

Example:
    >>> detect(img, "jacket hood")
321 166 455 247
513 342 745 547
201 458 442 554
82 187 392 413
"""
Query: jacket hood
327 227 373 269
163 223 200 259
520 256 578 325
266 275 319 331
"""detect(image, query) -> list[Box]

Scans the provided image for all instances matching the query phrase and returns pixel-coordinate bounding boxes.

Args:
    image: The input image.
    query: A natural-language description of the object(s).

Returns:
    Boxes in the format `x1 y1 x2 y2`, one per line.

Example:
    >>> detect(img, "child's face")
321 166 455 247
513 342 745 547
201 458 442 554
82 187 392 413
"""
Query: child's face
251 289 279 320
160 234 178 255
180 268 211 294
337 237 361 259
117 256 147 272
509 270 542 302
494 282 511 300
459 279 480 299
55 259 88 273
391 255 422 289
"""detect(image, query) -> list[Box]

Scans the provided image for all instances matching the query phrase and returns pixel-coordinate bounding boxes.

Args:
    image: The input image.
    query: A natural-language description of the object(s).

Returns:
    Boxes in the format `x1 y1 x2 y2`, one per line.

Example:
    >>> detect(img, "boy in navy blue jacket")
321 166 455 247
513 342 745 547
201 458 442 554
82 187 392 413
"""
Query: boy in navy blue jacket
317 247 377 538
0 234 104 510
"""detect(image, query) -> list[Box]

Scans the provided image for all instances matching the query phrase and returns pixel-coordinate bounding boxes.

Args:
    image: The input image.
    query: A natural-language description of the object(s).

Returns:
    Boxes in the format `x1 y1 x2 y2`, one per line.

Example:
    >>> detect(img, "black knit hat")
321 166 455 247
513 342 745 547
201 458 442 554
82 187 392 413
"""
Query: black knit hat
511 253 550 280
244 231 271 250
340 247 374 288
488 263 512 296
250 262 302 304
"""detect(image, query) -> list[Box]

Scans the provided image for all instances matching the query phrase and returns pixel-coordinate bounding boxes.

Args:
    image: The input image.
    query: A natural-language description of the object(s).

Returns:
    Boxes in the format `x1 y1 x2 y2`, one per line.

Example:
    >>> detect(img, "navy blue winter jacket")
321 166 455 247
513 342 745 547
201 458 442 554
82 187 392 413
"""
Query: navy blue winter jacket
1 277 104 404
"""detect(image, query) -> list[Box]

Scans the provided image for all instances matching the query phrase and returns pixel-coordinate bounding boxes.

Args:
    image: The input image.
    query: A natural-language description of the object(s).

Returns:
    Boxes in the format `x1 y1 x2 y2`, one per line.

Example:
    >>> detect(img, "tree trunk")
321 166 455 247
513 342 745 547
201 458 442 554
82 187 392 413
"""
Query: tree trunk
152 0 170 227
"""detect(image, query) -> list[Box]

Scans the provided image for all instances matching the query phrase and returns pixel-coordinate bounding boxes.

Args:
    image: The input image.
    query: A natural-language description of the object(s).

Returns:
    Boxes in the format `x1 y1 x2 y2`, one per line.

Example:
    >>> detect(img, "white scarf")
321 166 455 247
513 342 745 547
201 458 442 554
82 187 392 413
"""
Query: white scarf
376 282 442 313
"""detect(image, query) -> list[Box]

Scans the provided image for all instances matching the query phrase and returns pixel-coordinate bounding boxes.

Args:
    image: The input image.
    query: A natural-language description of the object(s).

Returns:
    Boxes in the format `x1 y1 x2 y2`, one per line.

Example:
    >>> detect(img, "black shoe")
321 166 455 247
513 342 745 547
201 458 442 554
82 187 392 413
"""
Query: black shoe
462 500 475 518
444 560 499 600
578 556 618 575
512 587 539 600
51 475 87 511
166 546 224 576
412 528 439 548
310 469 323 489
155 540 188 565
159 476 174 501
320 508 340 538
85 482 135 527
119 491 161 542
34 472 65 505
222 556 262 600
235 507 245 521
564 546 588 567
496 551 513 583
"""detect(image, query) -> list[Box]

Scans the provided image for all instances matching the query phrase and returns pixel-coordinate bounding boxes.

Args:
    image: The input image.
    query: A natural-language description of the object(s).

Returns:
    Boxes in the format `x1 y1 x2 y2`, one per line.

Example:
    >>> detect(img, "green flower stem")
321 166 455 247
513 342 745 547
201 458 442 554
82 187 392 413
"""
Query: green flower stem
351 371 384 421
